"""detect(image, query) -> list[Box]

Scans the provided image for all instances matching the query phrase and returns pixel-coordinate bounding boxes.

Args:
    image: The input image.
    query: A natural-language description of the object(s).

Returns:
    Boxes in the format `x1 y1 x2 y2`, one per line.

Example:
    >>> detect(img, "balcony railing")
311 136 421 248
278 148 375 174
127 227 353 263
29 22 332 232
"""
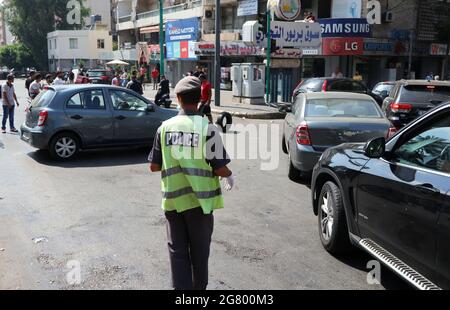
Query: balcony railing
119 15 132 23
136 0 202 21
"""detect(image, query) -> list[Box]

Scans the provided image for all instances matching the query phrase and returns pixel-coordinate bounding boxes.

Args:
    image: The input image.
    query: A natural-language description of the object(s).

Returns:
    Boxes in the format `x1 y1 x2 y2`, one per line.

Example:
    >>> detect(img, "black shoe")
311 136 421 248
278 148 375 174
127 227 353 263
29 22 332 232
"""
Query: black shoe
10 128 18 133
1 129 6 134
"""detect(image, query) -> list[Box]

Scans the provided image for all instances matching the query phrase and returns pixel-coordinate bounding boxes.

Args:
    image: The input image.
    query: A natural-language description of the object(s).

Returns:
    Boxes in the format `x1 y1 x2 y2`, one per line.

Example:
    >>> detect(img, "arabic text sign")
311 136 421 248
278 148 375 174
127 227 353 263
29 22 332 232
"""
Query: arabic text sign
270 21 321 48
237 0 258 17
165 17 198 43
319 18 372 38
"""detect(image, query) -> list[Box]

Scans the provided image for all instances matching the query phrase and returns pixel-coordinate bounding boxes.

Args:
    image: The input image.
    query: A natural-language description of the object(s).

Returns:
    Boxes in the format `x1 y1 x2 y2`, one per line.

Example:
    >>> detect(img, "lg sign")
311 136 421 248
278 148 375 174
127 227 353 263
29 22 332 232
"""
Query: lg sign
323 38 363 55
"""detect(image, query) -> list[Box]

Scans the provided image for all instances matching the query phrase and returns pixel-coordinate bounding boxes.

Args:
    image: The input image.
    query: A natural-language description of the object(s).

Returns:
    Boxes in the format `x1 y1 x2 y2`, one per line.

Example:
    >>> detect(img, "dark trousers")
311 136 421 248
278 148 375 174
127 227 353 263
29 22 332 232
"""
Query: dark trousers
2 105 15 130
165 207 214 290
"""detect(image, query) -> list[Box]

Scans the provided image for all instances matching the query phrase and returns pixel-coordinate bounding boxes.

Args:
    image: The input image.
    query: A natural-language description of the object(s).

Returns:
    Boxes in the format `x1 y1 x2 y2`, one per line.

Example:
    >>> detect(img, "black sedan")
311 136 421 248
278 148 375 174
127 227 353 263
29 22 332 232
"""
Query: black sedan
311 101 450 289
282 92 394 182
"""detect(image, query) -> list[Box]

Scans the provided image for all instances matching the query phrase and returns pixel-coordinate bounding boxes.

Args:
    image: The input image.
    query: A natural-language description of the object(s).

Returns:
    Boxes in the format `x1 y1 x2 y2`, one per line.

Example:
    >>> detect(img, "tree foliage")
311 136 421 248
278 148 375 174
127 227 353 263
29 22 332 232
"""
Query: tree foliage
0 43 34 70
4 0 90 70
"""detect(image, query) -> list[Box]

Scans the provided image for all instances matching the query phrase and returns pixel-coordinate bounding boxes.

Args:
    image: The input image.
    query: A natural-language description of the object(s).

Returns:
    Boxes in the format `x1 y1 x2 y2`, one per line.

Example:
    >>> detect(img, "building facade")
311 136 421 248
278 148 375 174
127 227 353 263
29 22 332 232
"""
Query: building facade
113 0 450 101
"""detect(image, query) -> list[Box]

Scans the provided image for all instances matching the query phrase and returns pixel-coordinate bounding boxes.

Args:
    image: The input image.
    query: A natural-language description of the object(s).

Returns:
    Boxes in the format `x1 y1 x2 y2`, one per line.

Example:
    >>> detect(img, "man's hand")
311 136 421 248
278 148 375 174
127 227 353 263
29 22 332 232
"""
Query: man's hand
221 174 235 191
16 102 20 107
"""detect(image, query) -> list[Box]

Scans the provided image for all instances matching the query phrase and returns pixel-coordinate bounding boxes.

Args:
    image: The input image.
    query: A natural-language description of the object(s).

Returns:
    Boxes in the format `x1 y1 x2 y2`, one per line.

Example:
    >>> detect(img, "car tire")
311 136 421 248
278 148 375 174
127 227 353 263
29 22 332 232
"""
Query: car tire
317 181 351 254
49 132 80 161
282 135 288 154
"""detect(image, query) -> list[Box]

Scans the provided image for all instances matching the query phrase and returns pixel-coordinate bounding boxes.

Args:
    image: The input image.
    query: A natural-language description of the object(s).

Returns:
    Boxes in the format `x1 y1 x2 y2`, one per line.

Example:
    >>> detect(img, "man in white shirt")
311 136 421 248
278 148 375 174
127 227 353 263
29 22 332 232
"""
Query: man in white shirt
29 73 43 99
2 74 20 134
331 67 344 78
53 71 65 85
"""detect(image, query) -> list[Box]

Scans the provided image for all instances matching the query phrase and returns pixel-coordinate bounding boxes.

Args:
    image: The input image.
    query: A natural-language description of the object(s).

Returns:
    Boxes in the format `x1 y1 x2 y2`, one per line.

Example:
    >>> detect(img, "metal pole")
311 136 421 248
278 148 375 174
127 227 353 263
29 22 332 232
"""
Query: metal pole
214 0 221 107
407 30 413 79
265 10 271 104
159 0 165 76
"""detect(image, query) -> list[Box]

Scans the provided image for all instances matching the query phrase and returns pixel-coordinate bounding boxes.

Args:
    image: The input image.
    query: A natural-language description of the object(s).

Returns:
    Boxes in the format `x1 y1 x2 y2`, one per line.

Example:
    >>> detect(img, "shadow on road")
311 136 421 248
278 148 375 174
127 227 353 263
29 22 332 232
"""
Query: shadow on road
333 248 413 290
27 147 151 168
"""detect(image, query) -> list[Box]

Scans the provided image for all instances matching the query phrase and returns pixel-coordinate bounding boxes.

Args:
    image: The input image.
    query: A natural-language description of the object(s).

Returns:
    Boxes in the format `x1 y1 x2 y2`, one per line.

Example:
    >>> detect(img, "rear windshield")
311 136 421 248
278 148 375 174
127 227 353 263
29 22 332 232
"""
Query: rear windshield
31 90 55 108
297 79 323 92
306 98 381 118
373 83 394 94
399 85 450 103
88 71 109 77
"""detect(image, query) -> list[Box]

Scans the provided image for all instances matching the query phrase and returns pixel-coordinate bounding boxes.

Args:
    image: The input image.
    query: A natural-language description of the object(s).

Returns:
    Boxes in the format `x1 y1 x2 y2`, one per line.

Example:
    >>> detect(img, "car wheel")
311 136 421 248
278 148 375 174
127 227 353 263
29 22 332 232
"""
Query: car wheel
282 135 288 154
318 181 351 254
49 132 80 160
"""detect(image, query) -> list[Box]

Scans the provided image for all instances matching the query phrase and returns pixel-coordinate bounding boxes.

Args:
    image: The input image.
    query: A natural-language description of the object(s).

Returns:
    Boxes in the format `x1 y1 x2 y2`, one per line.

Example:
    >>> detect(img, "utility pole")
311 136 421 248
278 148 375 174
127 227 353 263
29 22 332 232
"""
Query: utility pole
265 10 271 104
159 0 165 76
214 0 221 106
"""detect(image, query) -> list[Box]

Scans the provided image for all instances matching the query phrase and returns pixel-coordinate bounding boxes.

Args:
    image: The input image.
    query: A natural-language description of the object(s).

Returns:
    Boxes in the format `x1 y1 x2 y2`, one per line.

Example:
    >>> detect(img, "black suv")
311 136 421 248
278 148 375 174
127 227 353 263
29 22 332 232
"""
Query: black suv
382 80 450 128
311 102 450 289
293 78 383 106
86 69 114 85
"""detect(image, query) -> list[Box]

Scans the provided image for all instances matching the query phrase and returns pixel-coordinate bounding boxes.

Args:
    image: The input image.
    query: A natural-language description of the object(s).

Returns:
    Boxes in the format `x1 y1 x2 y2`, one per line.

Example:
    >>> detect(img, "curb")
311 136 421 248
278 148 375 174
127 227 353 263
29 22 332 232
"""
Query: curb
168 103 286 120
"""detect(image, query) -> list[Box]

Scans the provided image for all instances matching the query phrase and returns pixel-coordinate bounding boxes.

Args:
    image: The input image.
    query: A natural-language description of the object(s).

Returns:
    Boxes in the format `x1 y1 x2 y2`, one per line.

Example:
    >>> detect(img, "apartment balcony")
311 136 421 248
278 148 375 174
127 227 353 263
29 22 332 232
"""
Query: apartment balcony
117 0 203 32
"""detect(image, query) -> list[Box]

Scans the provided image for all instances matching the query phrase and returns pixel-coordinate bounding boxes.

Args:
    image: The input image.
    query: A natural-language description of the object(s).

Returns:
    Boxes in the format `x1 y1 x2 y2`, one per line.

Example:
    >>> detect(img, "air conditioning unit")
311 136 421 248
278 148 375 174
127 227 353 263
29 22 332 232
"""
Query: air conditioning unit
205 10 213 19
383 11 393 23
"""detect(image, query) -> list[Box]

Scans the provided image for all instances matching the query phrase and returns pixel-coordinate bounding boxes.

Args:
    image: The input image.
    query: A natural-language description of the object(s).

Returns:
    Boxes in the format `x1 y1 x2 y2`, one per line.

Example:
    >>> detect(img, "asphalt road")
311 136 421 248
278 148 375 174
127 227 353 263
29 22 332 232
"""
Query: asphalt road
0 80 410 290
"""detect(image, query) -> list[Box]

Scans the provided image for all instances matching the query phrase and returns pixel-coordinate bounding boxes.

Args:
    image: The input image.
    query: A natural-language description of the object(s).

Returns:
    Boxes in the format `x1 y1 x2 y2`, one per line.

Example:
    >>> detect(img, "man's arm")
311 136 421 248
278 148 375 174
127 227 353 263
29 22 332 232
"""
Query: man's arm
149 128 163 173
14 92 19 106
207 86 212 105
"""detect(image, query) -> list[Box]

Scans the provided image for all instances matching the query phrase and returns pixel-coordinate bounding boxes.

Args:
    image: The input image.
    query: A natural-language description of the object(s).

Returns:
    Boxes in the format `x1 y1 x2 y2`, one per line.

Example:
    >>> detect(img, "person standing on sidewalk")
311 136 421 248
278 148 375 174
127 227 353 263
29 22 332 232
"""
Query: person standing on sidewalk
126 72 144 95
149 76 234 290
199 74 213 124
151 67 160 90
2 74 20 134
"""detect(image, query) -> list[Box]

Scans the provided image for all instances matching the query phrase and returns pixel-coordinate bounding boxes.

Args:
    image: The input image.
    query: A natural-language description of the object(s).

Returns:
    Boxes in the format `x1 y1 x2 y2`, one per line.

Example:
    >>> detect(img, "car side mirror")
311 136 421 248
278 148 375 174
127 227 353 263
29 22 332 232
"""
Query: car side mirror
379 90 389 99
146 104 155 112
364 137 386 158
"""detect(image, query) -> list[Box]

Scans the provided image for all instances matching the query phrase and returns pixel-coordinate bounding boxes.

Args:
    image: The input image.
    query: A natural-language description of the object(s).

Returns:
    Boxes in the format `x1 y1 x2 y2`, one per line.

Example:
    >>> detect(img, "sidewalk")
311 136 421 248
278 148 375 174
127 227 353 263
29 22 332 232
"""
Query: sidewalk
142 86 286 120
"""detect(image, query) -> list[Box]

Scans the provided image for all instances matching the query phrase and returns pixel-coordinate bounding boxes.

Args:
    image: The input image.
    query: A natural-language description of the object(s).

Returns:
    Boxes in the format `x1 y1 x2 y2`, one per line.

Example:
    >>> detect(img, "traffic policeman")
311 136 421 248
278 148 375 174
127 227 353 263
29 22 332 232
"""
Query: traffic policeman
149 76 234 290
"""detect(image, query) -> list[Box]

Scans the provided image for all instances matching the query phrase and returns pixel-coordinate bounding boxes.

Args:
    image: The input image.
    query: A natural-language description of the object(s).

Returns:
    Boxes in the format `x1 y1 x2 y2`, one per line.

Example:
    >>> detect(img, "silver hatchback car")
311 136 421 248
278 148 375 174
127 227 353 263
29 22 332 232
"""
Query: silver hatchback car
20 85 177 160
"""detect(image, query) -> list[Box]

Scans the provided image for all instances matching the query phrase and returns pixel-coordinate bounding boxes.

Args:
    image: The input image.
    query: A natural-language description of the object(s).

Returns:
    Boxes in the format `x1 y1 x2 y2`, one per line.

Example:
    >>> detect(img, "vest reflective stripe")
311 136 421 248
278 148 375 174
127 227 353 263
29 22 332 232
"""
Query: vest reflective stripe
163 187 222 200
162 167 215 179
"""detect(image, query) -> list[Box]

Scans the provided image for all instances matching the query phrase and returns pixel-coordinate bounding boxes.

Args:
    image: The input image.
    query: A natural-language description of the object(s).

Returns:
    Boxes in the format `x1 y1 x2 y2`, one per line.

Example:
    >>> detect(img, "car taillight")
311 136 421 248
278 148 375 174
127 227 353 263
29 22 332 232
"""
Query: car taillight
101 76 109 81
387 126 398 139
296 123 311 145
322 80 328 92
390 103 412 113
38 111 48 127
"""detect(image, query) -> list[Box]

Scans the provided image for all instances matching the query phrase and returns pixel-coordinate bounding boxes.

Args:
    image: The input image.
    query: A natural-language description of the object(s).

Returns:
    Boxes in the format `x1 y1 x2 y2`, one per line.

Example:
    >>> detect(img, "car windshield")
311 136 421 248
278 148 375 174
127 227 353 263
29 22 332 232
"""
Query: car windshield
399 85 450 103
88 71 108 77
297 79 323 92
306 98 381 118
31 90 55 108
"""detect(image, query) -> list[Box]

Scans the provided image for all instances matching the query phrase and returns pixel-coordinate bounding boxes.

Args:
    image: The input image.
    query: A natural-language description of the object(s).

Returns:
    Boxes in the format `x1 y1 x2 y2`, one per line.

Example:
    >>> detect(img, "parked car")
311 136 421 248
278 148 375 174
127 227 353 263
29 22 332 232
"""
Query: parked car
311 101 450 290
372 81 395 101
292 78 384 106
282 92 394 182
382 79 450 128
86 69 113 84
20 85 177 160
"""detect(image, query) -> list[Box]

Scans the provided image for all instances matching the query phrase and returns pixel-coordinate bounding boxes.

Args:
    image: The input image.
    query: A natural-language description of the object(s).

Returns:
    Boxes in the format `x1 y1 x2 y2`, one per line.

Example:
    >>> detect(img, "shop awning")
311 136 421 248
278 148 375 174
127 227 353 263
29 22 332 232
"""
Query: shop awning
140 26 160 34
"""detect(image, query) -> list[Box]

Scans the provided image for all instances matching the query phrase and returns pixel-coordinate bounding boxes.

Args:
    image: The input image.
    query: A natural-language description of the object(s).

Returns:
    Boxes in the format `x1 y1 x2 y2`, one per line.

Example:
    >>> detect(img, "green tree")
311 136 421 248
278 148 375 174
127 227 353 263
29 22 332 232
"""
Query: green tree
4 0 90 70
0 43 34 70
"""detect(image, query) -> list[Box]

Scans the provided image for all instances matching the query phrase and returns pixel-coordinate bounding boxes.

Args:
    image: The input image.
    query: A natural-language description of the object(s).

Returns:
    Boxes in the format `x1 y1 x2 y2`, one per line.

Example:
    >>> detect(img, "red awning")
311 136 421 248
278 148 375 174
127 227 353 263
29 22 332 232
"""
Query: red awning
140 26 160 34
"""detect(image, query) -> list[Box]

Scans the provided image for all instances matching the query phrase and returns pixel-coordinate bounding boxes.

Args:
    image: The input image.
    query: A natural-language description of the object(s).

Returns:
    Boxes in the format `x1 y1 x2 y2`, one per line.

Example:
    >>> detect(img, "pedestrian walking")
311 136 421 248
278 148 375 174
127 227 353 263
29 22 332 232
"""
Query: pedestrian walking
68 70 75 84
2 74 20 134
53 71 65 85
42 74 53 90
149 76 234 290
29 73 43 99
151 67 160 90
112 72 121 86
25 70 35 92
121 71 129 87
199 74 213 124
140 65 148 88
126 72 144 95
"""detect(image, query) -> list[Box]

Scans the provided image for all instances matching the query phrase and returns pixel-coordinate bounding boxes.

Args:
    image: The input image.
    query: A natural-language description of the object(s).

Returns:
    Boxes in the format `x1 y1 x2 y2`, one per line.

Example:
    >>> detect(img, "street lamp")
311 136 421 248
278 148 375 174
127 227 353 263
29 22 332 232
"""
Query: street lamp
159 0 165 76
214 0 221 107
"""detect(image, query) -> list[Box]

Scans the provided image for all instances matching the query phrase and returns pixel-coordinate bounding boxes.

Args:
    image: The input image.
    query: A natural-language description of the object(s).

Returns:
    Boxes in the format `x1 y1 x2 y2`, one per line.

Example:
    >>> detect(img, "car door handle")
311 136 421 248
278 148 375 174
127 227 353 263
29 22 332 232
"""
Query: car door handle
115 116 127 120
70 115 83 120
415 184 441 195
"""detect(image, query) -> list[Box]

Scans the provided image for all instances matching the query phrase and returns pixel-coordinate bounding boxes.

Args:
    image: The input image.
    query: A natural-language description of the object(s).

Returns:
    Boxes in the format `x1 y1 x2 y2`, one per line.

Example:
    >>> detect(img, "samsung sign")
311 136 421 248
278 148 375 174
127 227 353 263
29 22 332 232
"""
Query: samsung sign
319 18 372 38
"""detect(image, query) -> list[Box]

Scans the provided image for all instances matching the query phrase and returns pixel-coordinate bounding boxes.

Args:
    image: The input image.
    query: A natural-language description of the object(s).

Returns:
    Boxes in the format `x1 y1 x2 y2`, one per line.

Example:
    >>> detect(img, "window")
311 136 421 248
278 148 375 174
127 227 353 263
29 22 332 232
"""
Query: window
54 39 57 49
31 90 55 108
394 113 450 174
398 85 450 104
49 40 52 50
305 99 381 118
66 90 106 110
69 38 78 49
110 90 148 111
97 39 105 49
